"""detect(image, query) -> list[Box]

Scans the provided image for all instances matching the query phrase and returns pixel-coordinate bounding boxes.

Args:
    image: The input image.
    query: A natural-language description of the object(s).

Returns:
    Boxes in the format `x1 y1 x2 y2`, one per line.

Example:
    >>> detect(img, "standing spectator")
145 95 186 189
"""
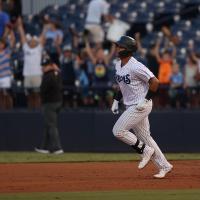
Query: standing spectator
17 17 45 109
0 0 10 38
85 39 115 107
146 43 160 79
184 54 199 108
44 19 63 65
169 62 185 108
156 50 175 85
155 41 176 107
85 0 112 45
135 33 160 108
135 33 159 78
0 28 15 110
60 45 76 107
194 54 200 82
74 54 90 107
35 56 63 154
60 45 75 86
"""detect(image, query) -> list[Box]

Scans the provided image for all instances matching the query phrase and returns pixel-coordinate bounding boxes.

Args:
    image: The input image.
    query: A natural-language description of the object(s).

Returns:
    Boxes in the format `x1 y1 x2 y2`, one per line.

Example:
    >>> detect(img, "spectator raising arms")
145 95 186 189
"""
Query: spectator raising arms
74 52 90 107
135 32 159 78
184 53 199 108
85 0 113 46
17 17 46 109
155 41 176 85
0 27 15 110
43 18 63 65
0 1 10 38
85 39 115 83
85 38 115 107
155 40 176 107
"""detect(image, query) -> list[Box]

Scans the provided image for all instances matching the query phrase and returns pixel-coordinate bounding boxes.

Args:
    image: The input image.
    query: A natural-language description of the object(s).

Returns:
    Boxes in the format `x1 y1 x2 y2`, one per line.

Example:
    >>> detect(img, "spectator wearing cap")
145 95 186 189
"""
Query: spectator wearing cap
60 44 76 107
35 56 63 154
0 1 10 38
17 17 46 109
85 0 112 45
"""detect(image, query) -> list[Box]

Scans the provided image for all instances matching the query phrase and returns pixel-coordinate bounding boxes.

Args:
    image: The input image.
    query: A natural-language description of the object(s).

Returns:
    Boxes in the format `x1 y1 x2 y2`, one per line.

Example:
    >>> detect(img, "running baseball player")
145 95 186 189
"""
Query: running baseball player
111 36 173 178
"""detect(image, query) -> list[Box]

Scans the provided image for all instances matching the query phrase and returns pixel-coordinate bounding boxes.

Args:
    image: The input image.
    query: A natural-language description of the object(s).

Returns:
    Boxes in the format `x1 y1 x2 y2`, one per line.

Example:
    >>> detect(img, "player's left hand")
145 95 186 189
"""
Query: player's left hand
111 99 119 114
136 99 150 111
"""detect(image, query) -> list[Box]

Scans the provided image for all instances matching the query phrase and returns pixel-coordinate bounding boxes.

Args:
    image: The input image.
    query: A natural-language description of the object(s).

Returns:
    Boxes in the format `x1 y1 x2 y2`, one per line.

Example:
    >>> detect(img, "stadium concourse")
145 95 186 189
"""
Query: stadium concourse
0 0 200 110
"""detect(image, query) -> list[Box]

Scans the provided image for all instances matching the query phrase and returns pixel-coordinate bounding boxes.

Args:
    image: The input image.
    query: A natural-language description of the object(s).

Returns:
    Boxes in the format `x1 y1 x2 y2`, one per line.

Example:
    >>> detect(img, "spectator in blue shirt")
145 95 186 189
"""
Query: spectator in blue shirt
0 1 10 38
43 18 63 65
74 52 91 107
169 62 185 108
0 28 15 110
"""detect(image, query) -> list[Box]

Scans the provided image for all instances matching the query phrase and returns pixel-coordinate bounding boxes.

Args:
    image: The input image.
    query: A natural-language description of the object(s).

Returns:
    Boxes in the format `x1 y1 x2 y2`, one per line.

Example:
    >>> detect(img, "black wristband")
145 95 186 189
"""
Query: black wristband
145 90 156 100
114 90 123 101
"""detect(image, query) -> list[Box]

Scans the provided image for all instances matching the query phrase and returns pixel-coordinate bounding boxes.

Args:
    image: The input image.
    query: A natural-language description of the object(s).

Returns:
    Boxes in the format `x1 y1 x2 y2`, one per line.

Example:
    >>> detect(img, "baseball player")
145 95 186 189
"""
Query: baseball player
111 36 173 178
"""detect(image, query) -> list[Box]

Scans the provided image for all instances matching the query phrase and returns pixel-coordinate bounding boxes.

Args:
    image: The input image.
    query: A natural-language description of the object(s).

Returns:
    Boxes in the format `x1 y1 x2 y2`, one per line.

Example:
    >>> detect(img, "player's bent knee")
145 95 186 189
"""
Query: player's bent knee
112 125 126 138
112 124 120 137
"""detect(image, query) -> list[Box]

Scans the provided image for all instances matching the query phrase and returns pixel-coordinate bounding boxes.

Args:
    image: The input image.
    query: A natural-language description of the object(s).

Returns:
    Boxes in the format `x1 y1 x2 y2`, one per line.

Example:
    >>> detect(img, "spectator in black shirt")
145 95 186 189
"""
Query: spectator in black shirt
60 45 76 107
135 33 160 108
146 42 159 78
61 45 76 86
35 56 63 154
135 33 159 78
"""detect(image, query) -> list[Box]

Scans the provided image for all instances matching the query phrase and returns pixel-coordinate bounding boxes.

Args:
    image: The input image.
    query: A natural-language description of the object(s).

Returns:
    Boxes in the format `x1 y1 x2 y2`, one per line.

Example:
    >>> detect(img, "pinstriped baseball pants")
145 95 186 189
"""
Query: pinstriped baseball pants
112 100 171 169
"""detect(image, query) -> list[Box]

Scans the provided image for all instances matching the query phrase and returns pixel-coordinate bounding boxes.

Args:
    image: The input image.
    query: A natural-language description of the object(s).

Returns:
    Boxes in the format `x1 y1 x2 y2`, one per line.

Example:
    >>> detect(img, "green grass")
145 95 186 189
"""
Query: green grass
0 190 200 200
0 152 200 163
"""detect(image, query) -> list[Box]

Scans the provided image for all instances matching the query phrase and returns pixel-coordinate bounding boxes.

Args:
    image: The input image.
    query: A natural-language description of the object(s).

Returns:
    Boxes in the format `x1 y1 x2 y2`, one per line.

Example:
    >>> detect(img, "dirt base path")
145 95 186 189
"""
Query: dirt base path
0 160 199 193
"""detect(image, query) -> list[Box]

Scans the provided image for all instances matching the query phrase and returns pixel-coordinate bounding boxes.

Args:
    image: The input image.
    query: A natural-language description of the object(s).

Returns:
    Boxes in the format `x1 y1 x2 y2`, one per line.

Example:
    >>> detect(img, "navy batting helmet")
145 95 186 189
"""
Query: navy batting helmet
115 36 137 52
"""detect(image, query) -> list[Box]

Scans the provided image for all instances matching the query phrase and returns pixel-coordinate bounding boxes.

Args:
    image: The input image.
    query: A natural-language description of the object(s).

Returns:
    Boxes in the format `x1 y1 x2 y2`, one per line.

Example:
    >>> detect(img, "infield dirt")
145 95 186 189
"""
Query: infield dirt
0 160 199 193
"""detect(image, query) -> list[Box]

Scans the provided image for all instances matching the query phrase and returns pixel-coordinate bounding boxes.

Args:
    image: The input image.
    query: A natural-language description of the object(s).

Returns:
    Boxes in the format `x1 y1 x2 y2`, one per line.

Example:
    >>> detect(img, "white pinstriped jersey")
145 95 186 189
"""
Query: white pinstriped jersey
115 57 154 106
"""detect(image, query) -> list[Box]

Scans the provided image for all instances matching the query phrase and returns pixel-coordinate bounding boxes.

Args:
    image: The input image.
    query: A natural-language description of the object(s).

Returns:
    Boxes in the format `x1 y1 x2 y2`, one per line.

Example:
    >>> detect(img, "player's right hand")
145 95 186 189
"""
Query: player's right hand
111 99 119 114
136 99 149 111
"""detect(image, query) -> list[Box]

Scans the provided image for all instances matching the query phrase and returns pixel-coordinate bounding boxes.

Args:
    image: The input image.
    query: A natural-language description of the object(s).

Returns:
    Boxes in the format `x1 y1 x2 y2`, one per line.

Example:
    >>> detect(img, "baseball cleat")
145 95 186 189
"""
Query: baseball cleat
52 149 64 155
138 146 154 169
35 148 50 154
153 165 173 179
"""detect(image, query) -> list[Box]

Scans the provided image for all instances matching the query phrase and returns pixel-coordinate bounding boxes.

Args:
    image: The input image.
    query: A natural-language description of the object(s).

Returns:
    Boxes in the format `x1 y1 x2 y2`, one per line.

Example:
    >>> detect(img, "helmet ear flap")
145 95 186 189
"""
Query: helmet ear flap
129 42 137 53
118 49 133 58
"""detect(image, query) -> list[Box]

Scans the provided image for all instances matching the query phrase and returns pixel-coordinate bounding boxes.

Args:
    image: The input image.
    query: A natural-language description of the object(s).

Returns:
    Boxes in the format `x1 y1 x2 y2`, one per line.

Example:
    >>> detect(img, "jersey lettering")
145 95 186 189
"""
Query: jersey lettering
115 74 131 84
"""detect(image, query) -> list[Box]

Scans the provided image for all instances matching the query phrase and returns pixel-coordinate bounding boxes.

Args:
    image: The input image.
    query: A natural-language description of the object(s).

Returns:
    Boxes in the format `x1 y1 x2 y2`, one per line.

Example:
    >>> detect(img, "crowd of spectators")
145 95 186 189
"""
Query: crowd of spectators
0 0 200 111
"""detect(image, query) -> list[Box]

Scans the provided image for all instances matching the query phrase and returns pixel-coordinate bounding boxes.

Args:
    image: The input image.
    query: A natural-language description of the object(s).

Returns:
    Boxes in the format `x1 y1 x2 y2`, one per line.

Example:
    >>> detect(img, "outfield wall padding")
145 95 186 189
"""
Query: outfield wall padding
0 110 199 152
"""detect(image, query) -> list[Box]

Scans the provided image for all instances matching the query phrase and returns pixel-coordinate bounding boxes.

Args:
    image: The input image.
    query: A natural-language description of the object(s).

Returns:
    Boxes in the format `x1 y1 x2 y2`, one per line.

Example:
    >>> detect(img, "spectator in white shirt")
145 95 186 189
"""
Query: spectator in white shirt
85 0 112 45
17 17 46 109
